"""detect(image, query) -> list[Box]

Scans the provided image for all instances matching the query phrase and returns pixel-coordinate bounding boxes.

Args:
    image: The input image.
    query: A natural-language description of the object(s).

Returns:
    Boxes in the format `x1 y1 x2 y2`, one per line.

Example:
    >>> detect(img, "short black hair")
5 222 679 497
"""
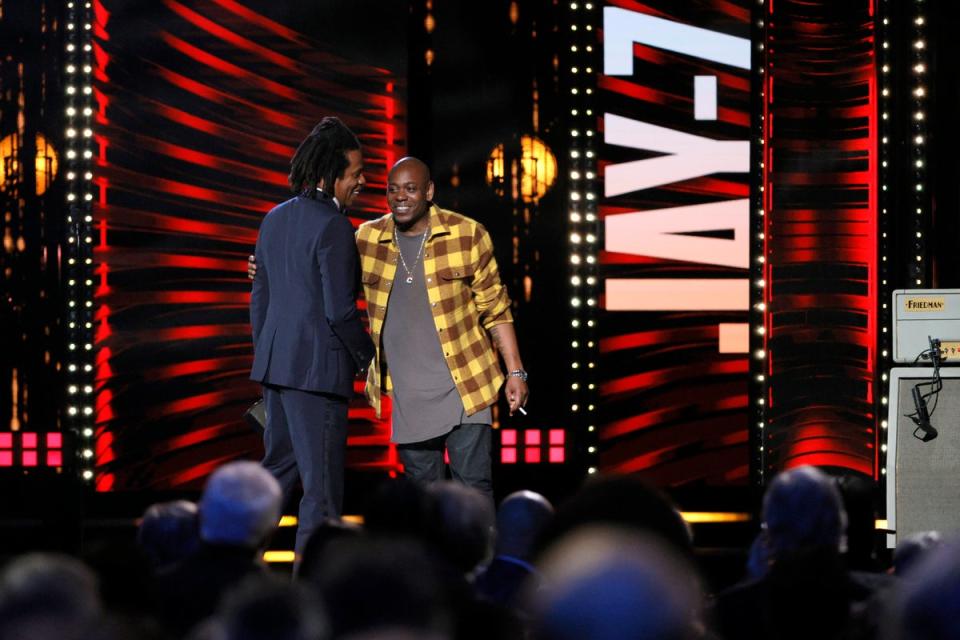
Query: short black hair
288 117 361 197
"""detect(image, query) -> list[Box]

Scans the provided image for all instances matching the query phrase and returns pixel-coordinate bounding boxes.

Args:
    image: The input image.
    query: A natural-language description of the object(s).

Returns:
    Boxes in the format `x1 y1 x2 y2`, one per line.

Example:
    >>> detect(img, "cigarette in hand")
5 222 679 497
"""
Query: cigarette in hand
518 406 527 416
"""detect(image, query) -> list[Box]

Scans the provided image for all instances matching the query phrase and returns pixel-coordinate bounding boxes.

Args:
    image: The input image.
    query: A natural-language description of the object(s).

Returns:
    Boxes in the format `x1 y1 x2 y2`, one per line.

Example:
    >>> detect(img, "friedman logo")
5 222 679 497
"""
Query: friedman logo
904 297 946 312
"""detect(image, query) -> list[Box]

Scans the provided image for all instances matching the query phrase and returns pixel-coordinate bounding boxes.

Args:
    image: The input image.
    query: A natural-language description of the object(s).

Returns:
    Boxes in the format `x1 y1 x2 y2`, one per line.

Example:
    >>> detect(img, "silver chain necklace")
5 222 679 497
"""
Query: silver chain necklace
396 228 429 284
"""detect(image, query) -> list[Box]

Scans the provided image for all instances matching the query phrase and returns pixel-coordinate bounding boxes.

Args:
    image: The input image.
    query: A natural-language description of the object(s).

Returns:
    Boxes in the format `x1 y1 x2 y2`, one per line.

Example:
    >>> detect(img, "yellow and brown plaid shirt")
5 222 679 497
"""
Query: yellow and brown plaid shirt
356 204 513 418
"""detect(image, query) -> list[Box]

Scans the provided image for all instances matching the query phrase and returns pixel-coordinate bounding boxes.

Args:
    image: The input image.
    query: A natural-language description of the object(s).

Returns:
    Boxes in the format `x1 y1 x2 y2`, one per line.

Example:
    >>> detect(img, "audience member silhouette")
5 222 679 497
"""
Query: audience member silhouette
206 574 328 640
536 474 693 560
712 465 884 640
305 535 453 639
529 526 704 640
137 499 201 571
0 553 102 640
835 474 882 573
424 481 495 576
887 538 960 640
892 530 943 578
362 476 433 541
474 490 553 610
297 518 362 582
157 460 282 637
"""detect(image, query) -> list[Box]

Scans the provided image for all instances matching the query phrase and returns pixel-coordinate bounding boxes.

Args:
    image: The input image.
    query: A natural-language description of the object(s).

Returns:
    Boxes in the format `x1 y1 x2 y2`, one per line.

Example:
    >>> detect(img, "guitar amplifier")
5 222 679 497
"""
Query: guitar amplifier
892 289 960 363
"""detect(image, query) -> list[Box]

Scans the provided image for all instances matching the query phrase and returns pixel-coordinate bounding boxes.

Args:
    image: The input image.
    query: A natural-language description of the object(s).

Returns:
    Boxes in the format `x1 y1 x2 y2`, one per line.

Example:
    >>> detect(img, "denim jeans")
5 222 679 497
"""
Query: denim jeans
397 423 492 500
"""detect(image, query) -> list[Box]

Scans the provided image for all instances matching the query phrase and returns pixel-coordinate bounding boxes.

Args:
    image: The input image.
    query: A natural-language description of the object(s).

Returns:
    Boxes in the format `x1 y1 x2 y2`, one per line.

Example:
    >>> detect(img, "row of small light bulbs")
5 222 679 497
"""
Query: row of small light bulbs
877 2 930 476
64 1 96 482
568 1 599 475
878 4 892 470
753 0 770 484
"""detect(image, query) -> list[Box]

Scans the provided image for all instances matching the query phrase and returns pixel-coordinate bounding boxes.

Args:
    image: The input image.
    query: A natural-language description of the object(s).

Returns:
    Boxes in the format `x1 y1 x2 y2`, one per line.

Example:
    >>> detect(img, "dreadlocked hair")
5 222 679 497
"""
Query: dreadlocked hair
288 117 361 198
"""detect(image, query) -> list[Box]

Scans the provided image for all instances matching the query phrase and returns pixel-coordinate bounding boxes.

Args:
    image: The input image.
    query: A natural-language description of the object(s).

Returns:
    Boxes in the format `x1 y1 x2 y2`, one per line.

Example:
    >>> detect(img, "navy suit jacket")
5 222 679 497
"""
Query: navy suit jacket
250 192 374 398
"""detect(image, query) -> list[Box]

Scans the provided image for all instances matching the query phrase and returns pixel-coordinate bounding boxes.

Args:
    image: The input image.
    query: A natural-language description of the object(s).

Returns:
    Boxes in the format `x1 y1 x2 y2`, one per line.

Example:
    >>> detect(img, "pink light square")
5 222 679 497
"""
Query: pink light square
549 447 565 463
47 451 63 467
525 430 541 446
501 429 517 446
524 447 541 464
549 429 565 445
47 432 63 448
0 433 11 448
501 447 517 464
22 451 38 467
22 432 37 448
0 451 12 466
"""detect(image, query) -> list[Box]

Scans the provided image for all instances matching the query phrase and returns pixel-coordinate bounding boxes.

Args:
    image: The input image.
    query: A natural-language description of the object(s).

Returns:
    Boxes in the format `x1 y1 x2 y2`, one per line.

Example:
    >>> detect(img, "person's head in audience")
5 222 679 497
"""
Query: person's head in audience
495 490 554 560
888 538 960 640
0 553 102 640
199 461 282 549
537 474 692 559
893 530 943 578
362 476 432 540
305 536 452 639
530 526 703 640
211 574 328 640
297 518 362 582
138 499 201 570
834 473 879 571
761 465 846 563
425 481 495 575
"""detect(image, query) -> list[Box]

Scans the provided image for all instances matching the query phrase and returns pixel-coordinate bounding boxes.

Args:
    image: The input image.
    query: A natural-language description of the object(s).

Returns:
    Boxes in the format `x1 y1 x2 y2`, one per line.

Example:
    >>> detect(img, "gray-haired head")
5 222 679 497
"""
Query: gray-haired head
762 466 847 559
199 461 283 548
530 526 703 640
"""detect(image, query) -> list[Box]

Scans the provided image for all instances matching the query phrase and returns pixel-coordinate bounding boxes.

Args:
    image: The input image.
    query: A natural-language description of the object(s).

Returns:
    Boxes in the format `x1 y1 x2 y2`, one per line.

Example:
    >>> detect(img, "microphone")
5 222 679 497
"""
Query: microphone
912 384 938 442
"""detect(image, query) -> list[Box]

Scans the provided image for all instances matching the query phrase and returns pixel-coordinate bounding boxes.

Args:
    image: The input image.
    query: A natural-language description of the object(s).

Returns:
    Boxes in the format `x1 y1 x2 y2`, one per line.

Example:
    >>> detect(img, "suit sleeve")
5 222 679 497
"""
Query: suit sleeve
317 214 375 372
250 224 269 347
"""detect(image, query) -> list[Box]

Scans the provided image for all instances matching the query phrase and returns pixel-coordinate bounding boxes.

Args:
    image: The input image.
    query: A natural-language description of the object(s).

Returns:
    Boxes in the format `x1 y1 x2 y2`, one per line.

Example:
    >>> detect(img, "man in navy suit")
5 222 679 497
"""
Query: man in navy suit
250 117 375 556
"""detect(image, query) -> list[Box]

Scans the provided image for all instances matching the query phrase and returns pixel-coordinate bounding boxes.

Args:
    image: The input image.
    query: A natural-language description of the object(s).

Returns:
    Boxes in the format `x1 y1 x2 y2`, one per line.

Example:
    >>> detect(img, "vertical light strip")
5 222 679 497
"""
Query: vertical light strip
877 0 892 478
64 0 96 482
752 0 769 486
910 2 928 292
569 1 599 475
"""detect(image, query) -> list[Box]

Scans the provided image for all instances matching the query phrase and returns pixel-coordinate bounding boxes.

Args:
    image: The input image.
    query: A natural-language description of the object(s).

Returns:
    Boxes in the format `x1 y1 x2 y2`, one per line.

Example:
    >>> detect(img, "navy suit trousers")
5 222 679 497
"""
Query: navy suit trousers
261 385 348 557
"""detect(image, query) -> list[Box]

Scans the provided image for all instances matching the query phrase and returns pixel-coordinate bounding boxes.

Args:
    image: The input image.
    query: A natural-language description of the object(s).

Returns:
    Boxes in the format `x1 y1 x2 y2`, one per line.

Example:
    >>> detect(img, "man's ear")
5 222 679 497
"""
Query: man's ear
426 180 435 201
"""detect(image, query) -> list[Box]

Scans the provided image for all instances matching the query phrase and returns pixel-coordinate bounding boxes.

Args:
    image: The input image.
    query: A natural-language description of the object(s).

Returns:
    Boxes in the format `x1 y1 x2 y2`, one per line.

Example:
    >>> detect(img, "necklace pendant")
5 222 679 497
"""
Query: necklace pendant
405 276 414 284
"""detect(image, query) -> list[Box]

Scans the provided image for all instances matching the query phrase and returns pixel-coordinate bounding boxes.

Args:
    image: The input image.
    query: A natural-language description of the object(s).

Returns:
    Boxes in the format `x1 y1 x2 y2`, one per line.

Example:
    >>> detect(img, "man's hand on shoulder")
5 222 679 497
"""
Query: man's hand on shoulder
247 254 257 280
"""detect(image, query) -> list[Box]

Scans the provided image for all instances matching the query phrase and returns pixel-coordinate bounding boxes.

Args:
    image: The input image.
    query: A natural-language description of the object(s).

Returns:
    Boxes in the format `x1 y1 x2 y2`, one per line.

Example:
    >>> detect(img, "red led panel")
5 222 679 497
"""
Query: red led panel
0 452 12 467
549 429 565 446
22 451 37 467
47 451 63 467
47 433 63 448
525 430 541 446
91 0 405 489
22 432 37 448
501 448 517 464
760 0 878 477
524 447 541 464
549 447 565 464
501 429 517 446
0 433 12 448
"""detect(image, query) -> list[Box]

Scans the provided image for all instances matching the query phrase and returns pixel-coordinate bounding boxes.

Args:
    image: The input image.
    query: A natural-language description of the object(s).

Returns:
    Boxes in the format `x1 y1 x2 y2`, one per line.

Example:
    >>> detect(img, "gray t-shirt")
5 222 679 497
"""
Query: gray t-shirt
382 231 492 444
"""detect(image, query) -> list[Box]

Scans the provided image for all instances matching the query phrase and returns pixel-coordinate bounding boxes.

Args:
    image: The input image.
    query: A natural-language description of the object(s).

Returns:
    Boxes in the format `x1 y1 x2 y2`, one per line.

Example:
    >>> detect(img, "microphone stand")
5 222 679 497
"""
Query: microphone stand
909 337 942 442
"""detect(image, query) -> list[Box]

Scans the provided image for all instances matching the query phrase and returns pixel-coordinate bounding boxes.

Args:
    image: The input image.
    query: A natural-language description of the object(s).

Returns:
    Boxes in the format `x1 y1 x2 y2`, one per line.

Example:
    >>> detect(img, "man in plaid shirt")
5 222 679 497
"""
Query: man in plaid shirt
357 157 528 498
250 157 528 497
